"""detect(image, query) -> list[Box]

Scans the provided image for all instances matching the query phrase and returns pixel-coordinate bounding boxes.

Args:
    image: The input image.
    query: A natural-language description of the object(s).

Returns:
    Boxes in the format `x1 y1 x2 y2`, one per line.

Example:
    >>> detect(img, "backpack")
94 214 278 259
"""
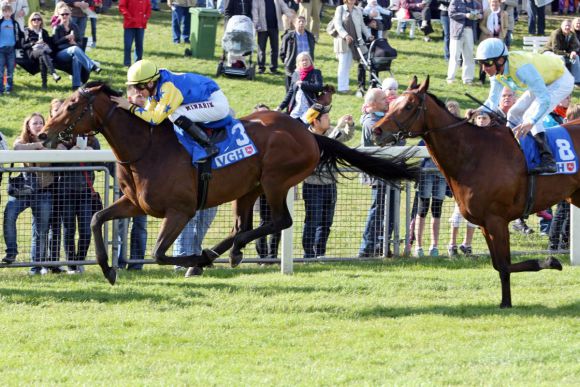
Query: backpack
326 20 339 38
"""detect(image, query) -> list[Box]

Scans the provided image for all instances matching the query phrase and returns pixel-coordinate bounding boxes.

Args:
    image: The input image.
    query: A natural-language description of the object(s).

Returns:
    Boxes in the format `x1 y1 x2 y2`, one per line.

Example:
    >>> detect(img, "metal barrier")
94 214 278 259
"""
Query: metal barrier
0 149 577 275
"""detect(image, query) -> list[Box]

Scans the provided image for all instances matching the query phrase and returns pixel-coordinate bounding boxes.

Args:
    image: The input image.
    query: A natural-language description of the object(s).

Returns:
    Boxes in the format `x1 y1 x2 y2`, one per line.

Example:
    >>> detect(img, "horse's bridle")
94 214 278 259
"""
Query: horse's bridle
56 87 153 165
383 91 469 144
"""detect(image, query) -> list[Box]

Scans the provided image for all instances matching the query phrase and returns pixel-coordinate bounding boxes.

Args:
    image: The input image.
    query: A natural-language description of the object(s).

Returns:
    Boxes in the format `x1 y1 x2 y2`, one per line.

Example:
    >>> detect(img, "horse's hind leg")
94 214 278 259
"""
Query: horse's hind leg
151 209 213 268
230 188 293 265
91 196 145 285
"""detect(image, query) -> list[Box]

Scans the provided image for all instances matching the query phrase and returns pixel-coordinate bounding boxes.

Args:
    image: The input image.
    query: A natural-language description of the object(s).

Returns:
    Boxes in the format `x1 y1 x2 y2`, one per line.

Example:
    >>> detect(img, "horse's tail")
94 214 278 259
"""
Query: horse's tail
314 134 419 182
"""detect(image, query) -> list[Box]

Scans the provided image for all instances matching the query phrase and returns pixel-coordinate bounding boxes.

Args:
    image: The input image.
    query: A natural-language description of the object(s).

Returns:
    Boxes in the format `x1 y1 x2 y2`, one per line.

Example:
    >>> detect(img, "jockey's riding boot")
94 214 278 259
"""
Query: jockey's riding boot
531 132 557 174
174 116 219 159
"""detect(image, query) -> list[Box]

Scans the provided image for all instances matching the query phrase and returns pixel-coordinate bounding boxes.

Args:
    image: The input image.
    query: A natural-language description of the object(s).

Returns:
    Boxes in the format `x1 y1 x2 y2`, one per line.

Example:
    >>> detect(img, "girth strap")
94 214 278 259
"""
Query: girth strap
523 174 536 218
196 160 212 211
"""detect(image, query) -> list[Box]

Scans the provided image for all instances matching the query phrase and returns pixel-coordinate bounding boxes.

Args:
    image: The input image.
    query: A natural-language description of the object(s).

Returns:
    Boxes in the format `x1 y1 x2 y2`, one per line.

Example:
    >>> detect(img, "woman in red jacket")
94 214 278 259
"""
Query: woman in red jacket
119 0 151 67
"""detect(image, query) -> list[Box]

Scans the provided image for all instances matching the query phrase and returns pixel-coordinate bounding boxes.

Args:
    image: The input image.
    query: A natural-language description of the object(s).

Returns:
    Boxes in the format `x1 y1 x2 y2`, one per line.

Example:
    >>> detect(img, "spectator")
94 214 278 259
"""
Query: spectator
252 103 281 262
478 0 507 85
224 0 252 26
413 139 447 257
410 0 434 42
252 0 295 74
528 0 545 37
51 1 66 31
358 88 403 258
297 0 322 41
22 12 61 90
439 0 451 60
381 76 398 104
302 103 354 259
363 0 392 38
3 113 53 275
280 15 315 90
447 0 482 85
61 134 101 274
500 0 517 48
7 0 28 32
573 17 580 43
544 19 580 86
87 0 101 48
168 0 194 44
53 3 101 90
119 0 151 67
332 0 371 94
64 0 92 43
0 2 23 95
276 52 323 120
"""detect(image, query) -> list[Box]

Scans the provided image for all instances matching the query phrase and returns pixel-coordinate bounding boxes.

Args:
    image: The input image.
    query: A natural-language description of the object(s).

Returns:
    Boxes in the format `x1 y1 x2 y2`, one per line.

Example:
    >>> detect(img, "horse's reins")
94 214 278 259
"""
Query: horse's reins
385 91 470 143
61 87 153 165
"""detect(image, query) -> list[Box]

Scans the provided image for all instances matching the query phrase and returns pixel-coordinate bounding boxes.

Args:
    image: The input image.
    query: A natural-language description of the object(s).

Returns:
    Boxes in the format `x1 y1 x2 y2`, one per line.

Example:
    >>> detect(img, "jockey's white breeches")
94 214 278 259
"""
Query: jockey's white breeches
507 69 574 135
169 90 230 123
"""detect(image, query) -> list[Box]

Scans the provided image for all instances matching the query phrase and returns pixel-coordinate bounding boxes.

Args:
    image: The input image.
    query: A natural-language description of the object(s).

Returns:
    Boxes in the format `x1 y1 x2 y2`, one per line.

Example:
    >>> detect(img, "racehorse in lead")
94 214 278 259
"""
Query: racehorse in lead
40 81 418 285
373 76 575 308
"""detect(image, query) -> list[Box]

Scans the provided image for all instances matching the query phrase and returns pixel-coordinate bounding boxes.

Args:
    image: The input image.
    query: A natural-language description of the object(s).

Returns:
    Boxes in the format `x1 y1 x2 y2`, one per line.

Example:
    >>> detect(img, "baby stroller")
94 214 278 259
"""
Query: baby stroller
356 37 397 90
217 15 257 80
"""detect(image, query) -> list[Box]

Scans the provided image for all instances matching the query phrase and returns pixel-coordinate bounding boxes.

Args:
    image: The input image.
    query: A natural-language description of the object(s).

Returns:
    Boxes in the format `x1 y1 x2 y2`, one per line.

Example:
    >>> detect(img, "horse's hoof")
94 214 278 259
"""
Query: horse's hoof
229 252 243 268
105 268 117 286
185 266 204 278
547 257 563 271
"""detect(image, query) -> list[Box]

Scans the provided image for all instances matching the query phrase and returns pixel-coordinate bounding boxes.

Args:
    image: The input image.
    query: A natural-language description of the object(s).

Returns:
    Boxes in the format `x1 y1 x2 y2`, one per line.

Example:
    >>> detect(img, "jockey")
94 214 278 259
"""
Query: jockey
476 38 574 174
111 59 226 159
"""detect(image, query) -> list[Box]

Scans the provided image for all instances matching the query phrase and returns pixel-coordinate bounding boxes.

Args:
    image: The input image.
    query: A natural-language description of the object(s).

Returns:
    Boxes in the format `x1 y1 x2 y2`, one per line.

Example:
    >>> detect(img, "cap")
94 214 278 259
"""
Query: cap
304 103 331 124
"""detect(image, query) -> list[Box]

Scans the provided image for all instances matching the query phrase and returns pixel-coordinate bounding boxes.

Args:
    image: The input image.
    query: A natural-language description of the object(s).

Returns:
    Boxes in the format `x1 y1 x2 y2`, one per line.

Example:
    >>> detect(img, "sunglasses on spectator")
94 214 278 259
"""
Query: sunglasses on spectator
31 18 42 21
60 13 70 16
477 59 496 67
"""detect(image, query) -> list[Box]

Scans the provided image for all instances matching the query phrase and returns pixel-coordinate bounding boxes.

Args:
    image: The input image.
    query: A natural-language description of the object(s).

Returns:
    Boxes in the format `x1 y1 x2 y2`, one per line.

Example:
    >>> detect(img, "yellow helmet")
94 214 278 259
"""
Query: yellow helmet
126 60 160 85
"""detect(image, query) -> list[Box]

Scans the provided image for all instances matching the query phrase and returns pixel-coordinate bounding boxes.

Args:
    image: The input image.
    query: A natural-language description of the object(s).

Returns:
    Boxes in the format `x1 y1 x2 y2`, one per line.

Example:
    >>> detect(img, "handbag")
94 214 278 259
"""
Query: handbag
7 165 33 198
326 20 339 38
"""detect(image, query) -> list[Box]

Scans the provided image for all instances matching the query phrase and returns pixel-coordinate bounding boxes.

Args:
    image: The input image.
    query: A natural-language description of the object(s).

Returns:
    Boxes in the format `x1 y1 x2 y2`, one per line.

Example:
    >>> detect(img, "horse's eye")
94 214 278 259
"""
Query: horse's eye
405 104 413 110
67 104 77 112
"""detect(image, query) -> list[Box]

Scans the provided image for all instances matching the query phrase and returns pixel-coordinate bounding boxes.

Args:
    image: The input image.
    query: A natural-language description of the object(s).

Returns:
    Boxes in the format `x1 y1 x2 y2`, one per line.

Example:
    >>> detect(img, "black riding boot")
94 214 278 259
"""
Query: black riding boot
174 116 219 159
531 132 557 174
40 62 48 90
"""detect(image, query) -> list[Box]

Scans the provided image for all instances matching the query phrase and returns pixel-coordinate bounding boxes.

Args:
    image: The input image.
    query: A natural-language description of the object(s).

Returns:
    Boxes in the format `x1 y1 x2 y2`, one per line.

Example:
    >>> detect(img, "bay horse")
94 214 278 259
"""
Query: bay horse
39 81 418 285
373 76 571 308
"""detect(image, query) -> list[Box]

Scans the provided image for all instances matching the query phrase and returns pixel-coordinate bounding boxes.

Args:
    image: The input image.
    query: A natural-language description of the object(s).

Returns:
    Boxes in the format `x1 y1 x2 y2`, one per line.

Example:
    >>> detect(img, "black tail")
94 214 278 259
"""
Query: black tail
314 135 419 181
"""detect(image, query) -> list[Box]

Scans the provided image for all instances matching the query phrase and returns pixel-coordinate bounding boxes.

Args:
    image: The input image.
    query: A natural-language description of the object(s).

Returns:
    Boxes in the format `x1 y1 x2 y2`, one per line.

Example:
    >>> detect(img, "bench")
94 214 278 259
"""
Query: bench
522 36 549 53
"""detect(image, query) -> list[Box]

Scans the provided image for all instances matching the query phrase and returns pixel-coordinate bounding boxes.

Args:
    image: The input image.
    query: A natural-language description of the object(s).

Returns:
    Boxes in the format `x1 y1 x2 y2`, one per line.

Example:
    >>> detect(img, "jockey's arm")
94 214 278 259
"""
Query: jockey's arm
515 63 551 125
483 77 503 114
130 82 184 125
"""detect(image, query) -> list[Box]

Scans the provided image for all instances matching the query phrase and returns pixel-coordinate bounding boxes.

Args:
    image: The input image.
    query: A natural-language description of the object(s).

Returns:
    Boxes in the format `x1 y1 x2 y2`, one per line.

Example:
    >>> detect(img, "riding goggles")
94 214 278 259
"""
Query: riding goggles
477 59 496 67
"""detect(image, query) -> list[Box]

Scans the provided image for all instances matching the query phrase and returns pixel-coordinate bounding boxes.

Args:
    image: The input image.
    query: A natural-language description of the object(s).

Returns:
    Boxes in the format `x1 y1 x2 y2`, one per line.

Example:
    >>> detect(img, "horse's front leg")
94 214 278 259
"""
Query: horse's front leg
151 208 213 269
91 196 145 285
480 217 513 308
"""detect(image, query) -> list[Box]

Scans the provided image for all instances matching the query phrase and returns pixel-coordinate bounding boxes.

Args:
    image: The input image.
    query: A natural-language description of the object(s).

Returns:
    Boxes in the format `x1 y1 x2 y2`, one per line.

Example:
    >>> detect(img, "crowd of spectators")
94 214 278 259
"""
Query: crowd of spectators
1 0 578 272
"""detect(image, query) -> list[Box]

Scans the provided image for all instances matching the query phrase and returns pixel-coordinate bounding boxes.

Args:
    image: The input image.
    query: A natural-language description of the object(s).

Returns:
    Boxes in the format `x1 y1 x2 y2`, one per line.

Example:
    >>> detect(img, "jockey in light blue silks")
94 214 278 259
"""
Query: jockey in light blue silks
111 59 229 159
476 38 574 174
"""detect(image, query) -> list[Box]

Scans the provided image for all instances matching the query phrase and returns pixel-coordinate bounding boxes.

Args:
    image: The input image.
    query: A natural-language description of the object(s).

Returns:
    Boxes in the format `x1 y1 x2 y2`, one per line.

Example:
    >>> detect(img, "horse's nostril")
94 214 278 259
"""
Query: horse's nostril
37 133 48 141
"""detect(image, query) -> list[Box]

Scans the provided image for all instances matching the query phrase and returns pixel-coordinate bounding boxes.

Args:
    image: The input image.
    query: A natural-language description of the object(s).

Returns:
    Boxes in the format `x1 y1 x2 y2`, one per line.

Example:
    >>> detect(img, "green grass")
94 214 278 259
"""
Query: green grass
0 6 579 385
0 259 578 385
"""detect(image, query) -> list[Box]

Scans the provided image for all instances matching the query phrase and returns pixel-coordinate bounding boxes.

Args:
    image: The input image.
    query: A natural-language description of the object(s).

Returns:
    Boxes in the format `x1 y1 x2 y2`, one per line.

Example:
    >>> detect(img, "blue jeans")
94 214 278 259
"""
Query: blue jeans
123 28 145 66
302 183 337 259
151 0 159 9
173 207 218 256
118 215 148 269
440 14 450 61
3 192 52 262
0 46 15 92
359 183 396 256
62 190 93 262
172 6 191 43
56 46 95 88
71 16 88 42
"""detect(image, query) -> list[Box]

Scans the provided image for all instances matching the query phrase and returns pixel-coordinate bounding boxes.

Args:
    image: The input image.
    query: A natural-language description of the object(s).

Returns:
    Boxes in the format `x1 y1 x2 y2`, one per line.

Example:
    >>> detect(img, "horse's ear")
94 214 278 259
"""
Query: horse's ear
408 76 419 90
417 75 430 93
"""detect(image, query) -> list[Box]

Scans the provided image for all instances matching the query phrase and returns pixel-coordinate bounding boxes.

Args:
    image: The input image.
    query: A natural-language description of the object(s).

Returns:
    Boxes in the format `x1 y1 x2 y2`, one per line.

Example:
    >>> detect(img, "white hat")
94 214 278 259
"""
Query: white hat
381 77 398 91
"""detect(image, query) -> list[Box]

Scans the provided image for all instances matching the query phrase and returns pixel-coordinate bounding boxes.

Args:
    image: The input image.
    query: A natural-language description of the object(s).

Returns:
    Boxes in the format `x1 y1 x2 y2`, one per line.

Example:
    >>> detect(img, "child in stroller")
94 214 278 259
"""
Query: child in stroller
217 15 256 80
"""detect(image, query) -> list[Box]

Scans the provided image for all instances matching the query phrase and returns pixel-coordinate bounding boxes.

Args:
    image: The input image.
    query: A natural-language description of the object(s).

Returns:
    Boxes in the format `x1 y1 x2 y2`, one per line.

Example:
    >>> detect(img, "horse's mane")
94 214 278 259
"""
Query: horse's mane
83 80 124 97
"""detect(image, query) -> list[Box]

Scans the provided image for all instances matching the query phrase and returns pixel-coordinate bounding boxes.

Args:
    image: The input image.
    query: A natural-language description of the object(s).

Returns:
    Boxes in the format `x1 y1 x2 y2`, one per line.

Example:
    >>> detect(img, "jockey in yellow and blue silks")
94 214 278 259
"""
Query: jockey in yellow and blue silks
476 38 574 174
111 59 227 159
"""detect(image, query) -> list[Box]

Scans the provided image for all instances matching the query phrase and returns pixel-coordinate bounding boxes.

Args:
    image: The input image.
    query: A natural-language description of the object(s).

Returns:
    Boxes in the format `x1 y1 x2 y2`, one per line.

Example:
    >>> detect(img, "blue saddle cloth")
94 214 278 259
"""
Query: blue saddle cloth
174 116 258 169
519 125 578 174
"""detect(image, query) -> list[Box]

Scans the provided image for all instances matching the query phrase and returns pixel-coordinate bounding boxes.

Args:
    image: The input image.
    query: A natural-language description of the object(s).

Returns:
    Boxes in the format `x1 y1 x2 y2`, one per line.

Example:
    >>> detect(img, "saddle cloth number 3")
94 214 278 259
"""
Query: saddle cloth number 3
233 122 250 147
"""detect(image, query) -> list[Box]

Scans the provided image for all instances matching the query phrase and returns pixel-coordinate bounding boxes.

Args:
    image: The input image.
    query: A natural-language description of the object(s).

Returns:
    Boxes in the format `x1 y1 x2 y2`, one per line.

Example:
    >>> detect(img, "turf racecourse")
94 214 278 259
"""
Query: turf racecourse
0 258 578 385
0 5 578 385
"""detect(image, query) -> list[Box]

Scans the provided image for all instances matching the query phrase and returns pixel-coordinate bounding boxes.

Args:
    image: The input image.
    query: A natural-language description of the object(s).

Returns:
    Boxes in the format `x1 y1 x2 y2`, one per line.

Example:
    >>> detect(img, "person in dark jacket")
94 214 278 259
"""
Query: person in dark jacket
279 15 315 90
22 12 60 89
543 19 580 84
224 0 252 26
276 52 323 121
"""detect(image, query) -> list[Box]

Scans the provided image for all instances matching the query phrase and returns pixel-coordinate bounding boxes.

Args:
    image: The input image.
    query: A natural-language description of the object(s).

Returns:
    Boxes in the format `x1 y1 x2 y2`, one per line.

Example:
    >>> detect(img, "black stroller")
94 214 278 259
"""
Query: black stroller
356 37 397 92
216 15 256 80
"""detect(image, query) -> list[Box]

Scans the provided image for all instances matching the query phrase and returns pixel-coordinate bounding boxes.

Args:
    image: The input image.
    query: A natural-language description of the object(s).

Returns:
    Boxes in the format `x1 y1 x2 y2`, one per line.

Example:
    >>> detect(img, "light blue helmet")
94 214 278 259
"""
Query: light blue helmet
475 38 508 61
